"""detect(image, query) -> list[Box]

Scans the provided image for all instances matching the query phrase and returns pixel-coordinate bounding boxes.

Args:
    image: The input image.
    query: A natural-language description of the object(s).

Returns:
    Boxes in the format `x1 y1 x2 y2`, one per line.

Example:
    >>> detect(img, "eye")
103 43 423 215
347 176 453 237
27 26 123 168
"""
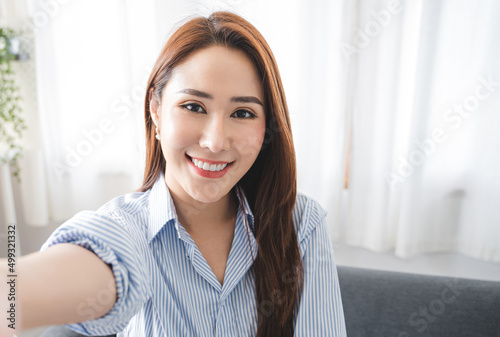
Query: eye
232 109 256 119
181 103 206 114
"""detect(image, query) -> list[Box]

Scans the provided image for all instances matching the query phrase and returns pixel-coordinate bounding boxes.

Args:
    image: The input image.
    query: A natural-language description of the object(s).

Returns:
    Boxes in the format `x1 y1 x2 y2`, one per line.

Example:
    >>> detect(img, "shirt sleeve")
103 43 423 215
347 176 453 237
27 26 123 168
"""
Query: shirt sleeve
40 210 152 336
294 200 347 337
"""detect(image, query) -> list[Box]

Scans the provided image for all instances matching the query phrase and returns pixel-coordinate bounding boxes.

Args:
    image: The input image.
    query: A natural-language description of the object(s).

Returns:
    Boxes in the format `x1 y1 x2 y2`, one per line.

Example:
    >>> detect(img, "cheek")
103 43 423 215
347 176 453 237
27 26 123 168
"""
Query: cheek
161 113 195 152
235 123 266 161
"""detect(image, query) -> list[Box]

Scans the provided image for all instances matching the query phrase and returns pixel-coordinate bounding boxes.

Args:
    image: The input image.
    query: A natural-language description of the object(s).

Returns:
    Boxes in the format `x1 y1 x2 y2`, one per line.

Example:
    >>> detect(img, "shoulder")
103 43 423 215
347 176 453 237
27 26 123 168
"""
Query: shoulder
85 188 152 233
41 189 152 250
293 192 327 246
67 188 151 232
75 189 151 230
96 189 151 220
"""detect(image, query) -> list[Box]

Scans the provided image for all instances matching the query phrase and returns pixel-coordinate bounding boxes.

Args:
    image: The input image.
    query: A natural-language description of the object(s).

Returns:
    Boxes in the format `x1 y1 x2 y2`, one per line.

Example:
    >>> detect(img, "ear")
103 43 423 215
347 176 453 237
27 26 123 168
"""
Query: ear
150 105 159 128
149 88 160 127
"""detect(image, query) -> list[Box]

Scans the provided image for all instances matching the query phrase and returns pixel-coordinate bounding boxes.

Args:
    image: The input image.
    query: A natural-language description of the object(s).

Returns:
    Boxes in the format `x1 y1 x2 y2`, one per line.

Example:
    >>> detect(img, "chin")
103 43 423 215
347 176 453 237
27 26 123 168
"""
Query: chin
189 184 230 204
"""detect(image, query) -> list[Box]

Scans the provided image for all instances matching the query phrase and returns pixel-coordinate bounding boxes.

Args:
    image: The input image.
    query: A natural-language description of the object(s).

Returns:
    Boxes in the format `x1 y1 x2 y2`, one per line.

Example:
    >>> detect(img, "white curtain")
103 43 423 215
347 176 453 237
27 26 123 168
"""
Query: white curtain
7 0 499 262
23 0 158 223
342 0 500 262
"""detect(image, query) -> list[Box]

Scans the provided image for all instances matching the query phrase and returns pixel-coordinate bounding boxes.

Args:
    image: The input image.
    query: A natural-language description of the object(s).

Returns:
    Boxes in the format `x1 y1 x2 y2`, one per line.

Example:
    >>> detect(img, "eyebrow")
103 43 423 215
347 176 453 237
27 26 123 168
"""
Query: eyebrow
177 88 263 106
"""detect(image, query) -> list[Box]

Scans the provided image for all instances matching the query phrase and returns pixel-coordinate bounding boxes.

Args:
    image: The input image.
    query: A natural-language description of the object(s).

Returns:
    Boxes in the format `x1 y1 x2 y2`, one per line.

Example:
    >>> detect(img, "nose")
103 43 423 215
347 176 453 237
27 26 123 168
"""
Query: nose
199 114 230 153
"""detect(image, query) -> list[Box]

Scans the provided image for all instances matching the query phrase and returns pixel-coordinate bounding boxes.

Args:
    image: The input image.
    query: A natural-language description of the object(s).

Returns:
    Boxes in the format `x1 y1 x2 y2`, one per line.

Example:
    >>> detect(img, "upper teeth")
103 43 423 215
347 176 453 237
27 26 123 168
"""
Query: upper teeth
191 158 228 172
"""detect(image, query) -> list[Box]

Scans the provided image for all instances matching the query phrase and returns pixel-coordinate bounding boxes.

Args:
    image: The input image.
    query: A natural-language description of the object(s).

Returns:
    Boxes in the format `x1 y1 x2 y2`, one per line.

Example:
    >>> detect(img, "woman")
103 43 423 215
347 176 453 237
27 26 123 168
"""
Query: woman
1 11 346 336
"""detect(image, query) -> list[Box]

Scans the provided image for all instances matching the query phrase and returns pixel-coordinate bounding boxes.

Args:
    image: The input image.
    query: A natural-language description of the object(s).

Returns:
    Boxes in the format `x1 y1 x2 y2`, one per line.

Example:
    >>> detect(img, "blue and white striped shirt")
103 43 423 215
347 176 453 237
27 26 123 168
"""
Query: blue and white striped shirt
41 173 346 336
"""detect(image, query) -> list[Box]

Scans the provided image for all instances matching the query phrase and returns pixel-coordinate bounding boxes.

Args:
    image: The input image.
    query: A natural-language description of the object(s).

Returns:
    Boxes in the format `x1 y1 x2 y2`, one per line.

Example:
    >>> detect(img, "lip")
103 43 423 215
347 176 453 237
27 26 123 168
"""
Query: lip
186 154 234 179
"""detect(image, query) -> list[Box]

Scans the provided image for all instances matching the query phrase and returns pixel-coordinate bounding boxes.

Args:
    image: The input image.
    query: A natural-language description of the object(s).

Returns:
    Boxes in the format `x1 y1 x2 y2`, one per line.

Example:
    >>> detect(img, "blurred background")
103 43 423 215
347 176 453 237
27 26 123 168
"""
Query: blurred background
0 0 499 305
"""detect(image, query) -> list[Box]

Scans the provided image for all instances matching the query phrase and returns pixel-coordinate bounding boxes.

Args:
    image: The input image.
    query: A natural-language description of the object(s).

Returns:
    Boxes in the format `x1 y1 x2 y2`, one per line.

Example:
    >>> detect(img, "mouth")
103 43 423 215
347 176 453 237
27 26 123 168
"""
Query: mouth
186 154 234 178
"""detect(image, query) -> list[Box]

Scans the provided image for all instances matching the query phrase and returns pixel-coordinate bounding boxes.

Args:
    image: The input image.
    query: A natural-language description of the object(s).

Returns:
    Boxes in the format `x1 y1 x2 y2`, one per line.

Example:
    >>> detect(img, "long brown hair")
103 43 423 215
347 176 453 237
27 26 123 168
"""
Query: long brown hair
140 11 302 336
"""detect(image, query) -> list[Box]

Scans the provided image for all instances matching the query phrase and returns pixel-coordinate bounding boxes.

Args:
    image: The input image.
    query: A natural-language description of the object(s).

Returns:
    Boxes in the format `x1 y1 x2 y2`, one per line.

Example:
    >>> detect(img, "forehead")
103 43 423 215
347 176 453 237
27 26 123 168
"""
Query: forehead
164 45 264 100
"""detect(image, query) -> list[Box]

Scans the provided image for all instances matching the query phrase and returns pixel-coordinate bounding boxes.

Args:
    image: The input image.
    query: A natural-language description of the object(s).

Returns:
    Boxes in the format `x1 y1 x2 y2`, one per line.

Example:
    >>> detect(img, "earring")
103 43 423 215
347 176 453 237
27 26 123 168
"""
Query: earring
155 127 161 140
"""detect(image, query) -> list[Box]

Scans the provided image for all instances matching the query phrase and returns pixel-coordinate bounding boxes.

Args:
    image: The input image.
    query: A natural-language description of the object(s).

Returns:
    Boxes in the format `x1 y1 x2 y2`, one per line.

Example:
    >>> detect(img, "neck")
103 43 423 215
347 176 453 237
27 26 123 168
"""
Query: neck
166 181 238 237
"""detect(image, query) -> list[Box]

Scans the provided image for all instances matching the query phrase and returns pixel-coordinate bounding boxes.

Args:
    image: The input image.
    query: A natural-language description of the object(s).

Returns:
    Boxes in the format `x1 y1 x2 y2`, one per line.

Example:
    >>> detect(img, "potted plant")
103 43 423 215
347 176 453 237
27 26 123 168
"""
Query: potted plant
0 27 26 180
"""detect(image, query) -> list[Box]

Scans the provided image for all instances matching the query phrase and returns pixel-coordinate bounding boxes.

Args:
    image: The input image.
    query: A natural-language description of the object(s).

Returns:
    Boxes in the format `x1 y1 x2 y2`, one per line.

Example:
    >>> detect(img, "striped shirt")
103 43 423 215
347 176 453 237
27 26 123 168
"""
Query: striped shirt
41 173 346 336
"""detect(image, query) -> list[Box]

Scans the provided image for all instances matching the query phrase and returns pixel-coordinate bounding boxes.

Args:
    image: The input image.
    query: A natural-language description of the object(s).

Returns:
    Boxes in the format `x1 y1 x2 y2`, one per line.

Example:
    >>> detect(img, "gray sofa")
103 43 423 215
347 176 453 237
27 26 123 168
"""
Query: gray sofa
338 266 499 337
40 266 500 336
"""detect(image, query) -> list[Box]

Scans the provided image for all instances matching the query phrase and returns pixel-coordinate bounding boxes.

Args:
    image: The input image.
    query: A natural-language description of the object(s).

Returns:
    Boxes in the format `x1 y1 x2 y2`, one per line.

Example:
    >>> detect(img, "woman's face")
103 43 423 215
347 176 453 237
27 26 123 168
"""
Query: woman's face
152 46 266 204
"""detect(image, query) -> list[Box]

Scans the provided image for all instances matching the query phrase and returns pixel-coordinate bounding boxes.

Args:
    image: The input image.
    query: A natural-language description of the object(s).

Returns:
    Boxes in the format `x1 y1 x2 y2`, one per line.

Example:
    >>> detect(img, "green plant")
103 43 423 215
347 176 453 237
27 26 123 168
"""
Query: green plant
0 27 26 180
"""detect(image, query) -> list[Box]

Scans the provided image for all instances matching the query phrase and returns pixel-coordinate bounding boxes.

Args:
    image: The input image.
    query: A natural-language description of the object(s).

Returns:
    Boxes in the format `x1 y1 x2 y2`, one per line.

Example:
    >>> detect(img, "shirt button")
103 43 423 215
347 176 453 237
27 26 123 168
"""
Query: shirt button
186 254 190 259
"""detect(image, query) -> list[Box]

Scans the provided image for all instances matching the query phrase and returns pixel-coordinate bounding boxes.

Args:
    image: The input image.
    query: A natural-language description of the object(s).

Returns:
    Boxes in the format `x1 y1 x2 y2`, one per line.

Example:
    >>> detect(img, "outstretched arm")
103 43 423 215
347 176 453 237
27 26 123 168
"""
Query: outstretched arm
2 210 153 336
1 243 116 333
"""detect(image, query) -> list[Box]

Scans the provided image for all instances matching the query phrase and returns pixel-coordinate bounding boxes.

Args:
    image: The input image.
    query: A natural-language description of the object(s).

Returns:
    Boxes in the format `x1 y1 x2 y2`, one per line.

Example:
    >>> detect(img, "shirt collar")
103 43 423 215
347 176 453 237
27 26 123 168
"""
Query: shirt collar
235 184 255 234
147 172 178 242
147 173 255 242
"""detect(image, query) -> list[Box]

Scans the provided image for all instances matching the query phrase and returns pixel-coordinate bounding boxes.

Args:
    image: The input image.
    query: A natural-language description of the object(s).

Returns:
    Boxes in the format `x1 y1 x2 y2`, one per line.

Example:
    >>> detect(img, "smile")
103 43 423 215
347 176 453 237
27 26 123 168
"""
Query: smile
186 155 234 178
191 157 228 172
